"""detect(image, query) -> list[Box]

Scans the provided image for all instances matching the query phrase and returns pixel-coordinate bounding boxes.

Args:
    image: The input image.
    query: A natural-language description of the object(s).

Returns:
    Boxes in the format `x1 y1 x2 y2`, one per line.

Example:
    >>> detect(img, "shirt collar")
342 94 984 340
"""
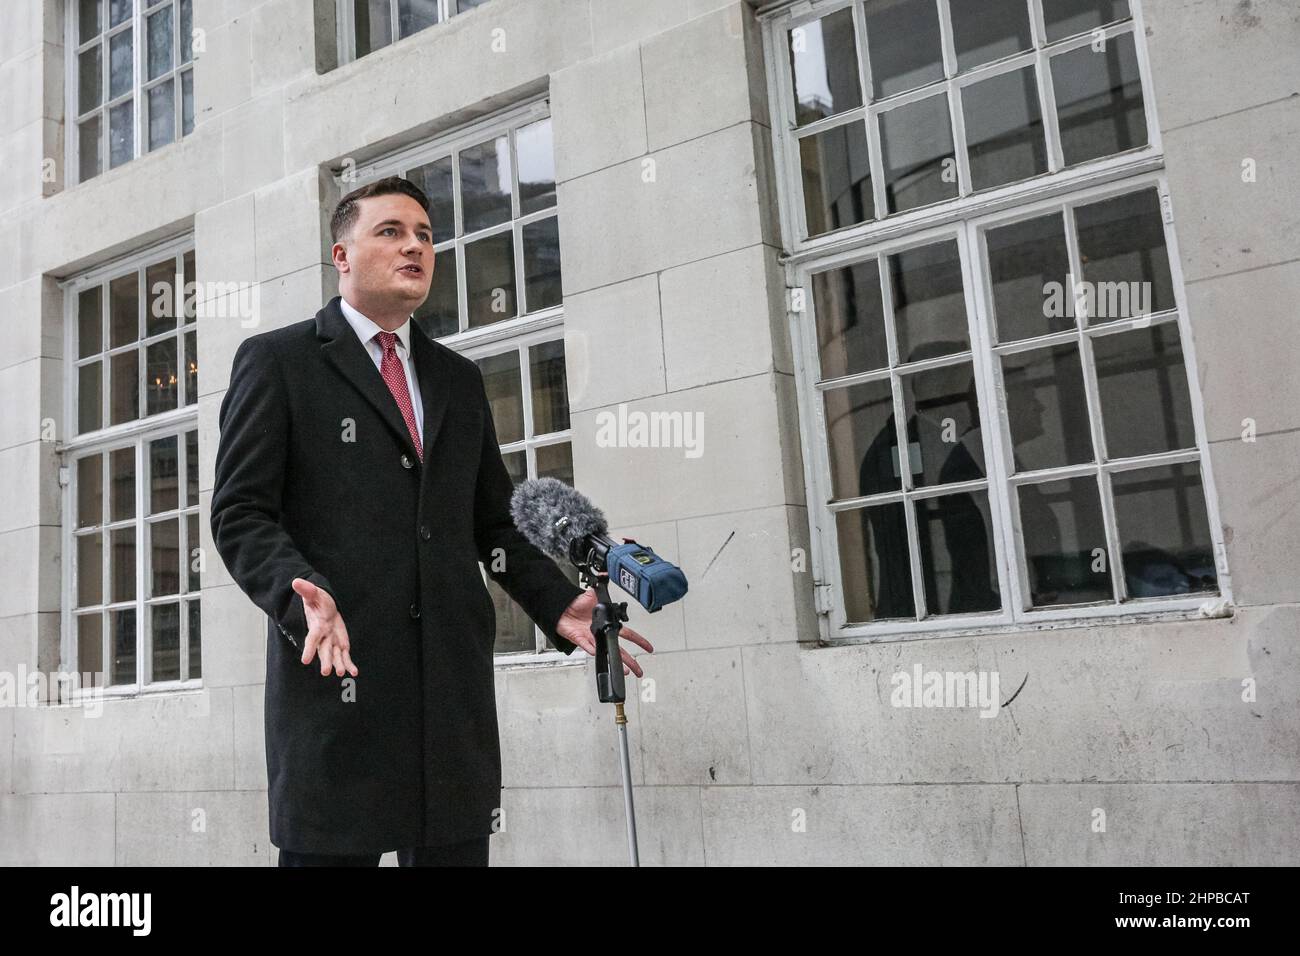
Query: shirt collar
339 295 414 354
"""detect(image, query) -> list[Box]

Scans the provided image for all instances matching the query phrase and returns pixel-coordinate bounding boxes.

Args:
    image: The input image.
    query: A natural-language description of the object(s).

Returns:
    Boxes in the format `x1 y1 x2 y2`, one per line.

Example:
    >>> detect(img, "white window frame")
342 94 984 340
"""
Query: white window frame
58 232 202 699
64 0 195 186
335 0 491 65
762 0 1233 643
336 95 575 663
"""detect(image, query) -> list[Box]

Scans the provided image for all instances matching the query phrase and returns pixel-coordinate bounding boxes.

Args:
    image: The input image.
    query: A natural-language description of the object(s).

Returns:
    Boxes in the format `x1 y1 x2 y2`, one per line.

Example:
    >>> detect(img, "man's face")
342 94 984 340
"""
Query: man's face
332 193 435 313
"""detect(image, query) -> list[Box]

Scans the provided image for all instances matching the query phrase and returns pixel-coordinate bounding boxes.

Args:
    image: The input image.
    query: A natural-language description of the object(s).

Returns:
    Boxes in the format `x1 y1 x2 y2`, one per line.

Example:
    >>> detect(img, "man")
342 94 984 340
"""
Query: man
210 176 652 867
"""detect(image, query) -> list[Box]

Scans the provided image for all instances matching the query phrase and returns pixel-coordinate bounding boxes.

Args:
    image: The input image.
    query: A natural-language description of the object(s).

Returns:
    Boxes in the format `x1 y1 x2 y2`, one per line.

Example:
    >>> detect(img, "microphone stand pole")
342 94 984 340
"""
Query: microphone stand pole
581 567 639 867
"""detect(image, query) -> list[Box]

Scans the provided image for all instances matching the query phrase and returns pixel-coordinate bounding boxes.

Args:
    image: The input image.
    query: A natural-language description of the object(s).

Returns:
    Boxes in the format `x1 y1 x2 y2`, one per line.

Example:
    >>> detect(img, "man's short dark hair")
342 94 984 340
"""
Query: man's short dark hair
330 175 430 244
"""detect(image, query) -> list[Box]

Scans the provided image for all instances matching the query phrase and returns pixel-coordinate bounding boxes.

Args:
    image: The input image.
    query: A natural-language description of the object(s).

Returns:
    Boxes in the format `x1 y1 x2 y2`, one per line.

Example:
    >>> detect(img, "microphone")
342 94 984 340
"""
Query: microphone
510 477 689 612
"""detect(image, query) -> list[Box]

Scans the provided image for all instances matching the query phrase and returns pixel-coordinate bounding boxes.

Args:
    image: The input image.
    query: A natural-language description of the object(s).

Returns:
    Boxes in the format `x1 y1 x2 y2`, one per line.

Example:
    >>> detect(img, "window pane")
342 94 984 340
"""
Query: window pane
109 272 139 347
109 0 130 28
181 69 194 135
78 455 103 528
79 116 103 182
77 532 103 606
985 212 1074 342
787 7 862 125
150 434 179 513
1002 343 1093 471
109 350 139 425
522 216 561 313
517 118 556 215
187 600 201 679
812 258 888 379
148 78 176 150
1051 32 1147 166
477 350 524 444
864 0 944 98
354 0 394 56
184 329 197 404
835 503 915 621
1043 0 1131 42
79 361 102 433
1093 324 1195 459
79 286 103 357
187 513 200 590
536 442 573 486
110 526 136 602
950 0 1032 72
80 0 103 43
1018 475 1112 606
1073 188 1175 322
879 94 958 214
398 0 440 38
501 449 525 485
180 0 193 62
464 231 516 328
109 29 133 99
152 602 181 681
460 135 513 234
415 250 458 337
962 65 1047 191
1112 463 1216 598
887 239 969 363
146 338 179 415
111 446 135 520
916 490 1000 614
900 361 985 487
150 518 180 597
529 339 569 435
145 258 177 337
186 429 199 506
109 98 133 168
78 613 104 684
110 607 136 686
78 45 103 115
408 156 454 245
799 120 873 238
183 249 196 316
824 378 900 499
147 6 173 80
490 573 534 654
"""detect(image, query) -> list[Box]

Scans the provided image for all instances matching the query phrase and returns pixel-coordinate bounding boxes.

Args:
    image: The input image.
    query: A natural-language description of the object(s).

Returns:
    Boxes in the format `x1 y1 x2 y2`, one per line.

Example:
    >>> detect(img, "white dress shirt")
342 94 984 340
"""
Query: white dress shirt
339 296 424 442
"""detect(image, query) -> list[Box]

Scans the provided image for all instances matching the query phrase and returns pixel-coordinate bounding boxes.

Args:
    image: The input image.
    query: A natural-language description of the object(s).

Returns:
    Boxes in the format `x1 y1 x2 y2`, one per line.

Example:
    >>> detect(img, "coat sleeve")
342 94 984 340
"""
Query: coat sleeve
210 335 338 650
471 367 584 655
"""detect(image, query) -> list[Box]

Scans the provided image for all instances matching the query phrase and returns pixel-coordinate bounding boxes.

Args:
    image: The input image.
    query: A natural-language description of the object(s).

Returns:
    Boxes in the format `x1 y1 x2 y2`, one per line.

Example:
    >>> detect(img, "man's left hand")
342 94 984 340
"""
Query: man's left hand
556 587 654 678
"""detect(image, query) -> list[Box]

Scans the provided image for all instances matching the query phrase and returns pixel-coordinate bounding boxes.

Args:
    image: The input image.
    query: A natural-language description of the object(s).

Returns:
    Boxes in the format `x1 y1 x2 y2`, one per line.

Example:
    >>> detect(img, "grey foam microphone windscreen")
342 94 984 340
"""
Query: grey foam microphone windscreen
510 477 609 560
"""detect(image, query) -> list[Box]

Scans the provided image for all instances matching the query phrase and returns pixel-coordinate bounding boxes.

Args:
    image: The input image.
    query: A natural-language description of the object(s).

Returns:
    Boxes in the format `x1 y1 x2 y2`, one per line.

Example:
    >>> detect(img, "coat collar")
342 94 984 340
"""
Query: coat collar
316 295 451 467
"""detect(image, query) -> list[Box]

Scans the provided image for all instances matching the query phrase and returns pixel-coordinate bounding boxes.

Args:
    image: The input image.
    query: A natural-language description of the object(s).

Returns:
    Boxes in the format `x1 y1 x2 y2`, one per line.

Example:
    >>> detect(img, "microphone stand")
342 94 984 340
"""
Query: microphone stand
578 564 640 867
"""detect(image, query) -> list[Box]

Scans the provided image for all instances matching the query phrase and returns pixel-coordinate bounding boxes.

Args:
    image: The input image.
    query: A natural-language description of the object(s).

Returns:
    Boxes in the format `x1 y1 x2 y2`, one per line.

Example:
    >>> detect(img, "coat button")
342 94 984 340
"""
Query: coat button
419 524 431 541
409 603 420 620
401 454 414 469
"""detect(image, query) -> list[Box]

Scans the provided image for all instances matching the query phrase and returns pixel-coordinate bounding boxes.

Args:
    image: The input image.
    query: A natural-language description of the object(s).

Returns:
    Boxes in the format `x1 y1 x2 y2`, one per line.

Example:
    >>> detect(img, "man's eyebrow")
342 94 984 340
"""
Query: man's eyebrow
372 218 433 232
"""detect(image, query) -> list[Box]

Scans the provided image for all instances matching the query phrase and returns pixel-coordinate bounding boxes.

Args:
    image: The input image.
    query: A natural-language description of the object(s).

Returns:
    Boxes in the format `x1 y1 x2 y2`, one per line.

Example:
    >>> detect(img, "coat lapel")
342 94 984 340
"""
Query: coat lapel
316 295 450 467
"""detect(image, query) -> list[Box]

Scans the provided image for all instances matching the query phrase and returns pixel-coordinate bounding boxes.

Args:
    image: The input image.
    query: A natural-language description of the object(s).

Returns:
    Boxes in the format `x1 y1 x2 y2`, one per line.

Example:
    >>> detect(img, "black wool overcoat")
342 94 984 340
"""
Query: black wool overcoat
210 295 583 855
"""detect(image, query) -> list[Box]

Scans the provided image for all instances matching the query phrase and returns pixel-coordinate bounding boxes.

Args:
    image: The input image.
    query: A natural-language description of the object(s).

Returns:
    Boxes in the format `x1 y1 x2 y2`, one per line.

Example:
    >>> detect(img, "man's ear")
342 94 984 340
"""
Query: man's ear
331 241 349 273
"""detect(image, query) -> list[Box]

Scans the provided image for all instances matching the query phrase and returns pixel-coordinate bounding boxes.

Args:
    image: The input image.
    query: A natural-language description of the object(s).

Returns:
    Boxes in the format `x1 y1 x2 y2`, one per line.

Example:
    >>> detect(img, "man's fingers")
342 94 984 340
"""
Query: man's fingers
340 646 358 678
620 626 654 654
319 640 333 677
332 640 347 678
621 646 643 679
301 626 322 666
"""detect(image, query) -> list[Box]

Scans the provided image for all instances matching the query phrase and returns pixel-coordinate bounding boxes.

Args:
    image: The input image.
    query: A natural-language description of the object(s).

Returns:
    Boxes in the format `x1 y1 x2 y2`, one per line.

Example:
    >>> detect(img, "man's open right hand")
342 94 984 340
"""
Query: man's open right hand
292 577 358 677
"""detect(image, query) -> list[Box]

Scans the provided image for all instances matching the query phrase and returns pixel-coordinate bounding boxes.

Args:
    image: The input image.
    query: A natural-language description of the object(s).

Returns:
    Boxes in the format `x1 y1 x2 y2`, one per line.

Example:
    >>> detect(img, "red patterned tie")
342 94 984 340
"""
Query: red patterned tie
374 330 423 461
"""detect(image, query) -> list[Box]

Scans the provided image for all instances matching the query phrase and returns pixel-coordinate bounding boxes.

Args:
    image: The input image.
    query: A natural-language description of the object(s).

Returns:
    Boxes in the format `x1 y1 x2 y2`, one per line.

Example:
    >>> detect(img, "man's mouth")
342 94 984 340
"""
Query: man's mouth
398 264 423 276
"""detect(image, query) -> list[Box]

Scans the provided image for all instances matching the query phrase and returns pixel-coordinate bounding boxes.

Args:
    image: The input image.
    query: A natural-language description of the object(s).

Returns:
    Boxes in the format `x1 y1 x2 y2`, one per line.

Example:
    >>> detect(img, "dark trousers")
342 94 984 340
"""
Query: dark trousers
277 835 490 867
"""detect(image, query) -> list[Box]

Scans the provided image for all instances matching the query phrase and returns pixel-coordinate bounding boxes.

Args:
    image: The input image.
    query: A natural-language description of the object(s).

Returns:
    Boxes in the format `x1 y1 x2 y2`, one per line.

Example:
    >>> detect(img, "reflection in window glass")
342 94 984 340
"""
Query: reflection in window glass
799 121 873 238
152 603 180 680
879 94 957 214
1074 188 1175 321
461 136 513 234
985 212 1073 343
900 361 985 487
812 258 889 380
1111 463 1216 598
1052 33 1147 166
476 350 524 445
886 240 968 363
916 491 1000 614
864 0 943 98
522 217 561 313
1019 475 1112 606
398 0 440 38
1043 0 1131 42
529 340 569 435
516 118 556 215
787 7 862 126
950 0 1033 72
464 231 517 328
1093 324 1195 459
962 66 1047 191
824 378 899 500
836 503 914 621
1002 344 1093 472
